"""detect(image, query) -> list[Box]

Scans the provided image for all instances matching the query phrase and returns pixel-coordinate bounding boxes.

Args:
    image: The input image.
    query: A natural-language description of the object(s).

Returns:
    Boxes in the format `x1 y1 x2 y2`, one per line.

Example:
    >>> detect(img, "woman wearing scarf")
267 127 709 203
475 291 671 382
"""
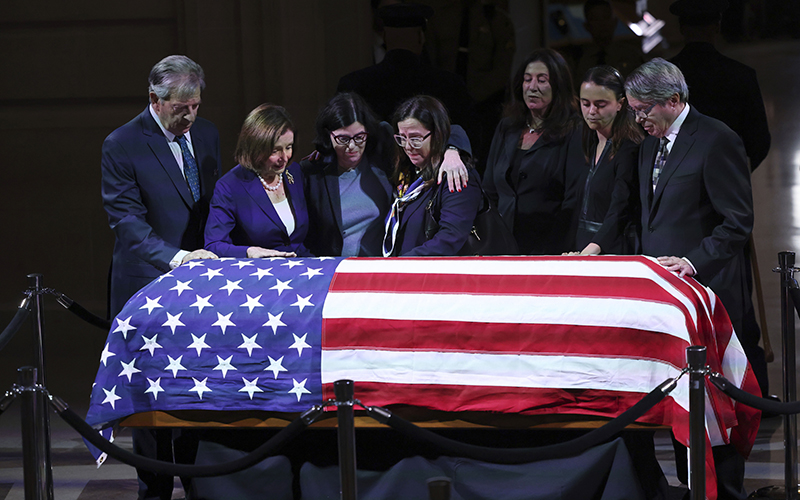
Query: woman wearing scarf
382 95 481 256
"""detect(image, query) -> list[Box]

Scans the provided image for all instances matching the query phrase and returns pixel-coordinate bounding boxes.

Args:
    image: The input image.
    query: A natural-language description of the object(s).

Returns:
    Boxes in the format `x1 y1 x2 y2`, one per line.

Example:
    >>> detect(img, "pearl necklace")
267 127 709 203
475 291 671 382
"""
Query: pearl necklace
256 172 282 192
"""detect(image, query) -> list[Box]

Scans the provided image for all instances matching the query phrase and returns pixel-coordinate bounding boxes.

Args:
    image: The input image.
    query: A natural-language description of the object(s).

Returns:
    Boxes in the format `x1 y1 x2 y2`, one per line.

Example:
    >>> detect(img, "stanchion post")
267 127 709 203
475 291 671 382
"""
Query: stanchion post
26 274 54 500
334 379 357 500
778 251 799 499
687 346 706 500
18 366 53 500
27 274 47 387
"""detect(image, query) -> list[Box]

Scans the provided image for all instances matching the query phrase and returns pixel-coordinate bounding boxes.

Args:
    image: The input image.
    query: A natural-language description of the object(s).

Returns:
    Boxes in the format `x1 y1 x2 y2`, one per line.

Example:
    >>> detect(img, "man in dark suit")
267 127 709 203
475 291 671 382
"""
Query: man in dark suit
337 2 478 149
101 54 220 500
626 58 756 500
669 0 770 171
670 0 771 401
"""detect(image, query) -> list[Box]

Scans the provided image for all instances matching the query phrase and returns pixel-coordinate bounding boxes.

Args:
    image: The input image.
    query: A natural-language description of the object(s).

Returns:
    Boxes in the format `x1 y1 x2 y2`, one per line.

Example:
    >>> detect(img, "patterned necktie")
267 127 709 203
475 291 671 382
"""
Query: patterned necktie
652 137 669 193
176 135 201 202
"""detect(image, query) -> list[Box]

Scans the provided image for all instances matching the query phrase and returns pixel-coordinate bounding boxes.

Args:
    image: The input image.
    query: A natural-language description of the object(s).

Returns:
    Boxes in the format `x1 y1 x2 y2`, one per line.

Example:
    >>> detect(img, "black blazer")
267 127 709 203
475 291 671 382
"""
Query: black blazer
570 138 640 254
638 107 753 325
101 107 220 316
302 153 392 257
483 117 575 255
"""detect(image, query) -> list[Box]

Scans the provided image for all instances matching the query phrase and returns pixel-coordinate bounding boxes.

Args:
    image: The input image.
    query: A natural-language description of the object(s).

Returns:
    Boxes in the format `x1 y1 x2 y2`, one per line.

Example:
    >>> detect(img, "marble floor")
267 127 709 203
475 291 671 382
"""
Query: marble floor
0 38 798 500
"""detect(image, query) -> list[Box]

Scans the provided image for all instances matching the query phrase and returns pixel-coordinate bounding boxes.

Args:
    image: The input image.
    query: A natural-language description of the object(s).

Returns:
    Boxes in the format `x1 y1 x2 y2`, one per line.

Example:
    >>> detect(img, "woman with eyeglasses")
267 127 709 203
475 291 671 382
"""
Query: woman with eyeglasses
483 48 581 255
566 65 644 255
382 95 481 256
204 103 311 257
302 92 470 257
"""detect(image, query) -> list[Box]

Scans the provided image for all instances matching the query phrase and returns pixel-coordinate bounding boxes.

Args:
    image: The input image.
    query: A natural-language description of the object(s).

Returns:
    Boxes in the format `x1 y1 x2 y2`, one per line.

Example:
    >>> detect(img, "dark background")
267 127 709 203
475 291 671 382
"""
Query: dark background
0 0 785 408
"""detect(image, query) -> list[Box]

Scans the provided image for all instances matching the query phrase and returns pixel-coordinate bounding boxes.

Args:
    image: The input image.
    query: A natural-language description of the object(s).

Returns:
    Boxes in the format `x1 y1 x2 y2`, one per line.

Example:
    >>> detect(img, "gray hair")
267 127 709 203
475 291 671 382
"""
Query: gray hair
148 55 205 101
624 58 689 104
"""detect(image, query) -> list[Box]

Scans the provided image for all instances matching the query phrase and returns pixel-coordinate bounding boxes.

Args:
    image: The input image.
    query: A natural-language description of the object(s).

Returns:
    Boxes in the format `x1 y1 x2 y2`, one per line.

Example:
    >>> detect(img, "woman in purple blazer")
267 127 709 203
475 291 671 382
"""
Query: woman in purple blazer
382 95 482 256
205 104 311 257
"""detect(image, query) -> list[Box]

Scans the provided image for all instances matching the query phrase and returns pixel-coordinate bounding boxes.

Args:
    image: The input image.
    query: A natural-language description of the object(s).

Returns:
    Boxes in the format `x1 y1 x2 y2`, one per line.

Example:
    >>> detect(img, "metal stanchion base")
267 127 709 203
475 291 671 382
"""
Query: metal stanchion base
748 485 800 499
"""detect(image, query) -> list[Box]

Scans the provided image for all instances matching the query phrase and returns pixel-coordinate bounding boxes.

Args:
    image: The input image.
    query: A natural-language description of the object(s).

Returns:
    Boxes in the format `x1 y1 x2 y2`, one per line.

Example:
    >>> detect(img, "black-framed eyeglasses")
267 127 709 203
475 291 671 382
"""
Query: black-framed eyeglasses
394 131 432 149
331 132 368 147
628 102 659 120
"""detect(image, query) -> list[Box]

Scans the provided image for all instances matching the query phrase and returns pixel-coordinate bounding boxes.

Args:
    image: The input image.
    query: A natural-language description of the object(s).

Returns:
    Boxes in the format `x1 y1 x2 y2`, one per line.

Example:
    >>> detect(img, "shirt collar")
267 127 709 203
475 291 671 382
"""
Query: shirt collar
149 103 192 144
664 103 690 144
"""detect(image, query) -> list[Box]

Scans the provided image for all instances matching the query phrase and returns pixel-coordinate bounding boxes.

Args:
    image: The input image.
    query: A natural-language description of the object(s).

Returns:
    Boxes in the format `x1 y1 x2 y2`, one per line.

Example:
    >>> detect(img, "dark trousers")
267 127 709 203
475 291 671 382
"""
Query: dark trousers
133 428 198 500
672 436 747 500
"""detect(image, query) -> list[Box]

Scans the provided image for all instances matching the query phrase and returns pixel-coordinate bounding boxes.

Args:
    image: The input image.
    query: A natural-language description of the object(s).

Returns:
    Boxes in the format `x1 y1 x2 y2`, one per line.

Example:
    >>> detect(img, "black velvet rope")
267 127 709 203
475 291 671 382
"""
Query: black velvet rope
58 407 308 477
0 306 30 353
709 373 800 414
56 294 111 331
366 382 669 464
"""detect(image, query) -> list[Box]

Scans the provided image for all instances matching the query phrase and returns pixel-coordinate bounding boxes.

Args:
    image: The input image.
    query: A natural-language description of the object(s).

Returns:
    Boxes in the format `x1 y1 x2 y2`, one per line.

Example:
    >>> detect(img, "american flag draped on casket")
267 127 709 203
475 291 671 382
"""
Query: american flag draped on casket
87 255 760 500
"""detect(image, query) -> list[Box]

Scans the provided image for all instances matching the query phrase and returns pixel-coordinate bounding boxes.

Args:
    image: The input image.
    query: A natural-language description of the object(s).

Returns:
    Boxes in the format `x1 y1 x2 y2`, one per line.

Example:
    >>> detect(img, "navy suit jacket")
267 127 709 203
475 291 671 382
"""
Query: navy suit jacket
392 169 482 256
639 107 753 326
204 163 311 258
102 107 220 317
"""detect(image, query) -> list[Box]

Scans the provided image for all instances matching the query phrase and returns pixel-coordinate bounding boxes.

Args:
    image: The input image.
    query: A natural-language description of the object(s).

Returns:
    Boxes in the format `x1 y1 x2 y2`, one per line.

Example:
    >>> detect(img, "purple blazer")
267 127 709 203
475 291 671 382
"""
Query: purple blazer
204 163 311 257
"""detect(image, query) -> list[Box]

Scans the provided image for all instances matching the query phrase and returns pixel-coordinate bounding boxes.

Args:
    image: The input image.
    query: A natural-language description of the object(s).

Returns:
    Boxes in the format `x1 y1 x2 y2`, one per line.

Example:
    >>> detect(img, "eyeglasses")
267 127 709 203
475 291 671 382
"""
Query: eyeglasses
628 102 659 120
331 132 368 147
394 131 432 149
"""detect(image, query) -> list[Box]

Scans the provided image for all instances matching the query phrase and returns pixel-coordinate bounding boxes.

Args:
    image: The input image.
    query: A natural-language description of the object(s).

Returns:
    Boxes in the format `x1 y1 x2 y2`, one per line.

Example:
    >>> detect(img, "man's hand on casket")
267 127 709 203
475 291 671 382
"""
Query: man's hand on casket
247 246 297 258
181 249 218 264
657 256 695 278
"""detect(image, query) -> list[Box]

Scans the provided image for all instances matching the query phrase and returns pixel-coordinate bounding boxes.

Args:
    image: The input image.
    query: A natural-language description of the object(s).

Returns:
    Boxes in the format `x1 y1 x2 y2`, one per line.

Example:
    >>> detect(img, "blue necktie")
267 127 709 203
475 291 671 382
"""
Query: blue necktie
176 135 201 202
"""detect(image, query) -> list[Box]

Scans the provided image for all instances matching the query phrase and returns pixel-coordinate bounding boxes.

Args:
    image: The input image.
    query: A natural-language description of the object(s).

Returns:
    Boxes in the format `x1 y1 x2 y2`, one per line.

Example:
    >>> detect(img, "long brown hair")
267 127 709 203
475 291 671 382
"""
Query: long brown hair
504 48 579 141
580 65 644 162
391 95 451 189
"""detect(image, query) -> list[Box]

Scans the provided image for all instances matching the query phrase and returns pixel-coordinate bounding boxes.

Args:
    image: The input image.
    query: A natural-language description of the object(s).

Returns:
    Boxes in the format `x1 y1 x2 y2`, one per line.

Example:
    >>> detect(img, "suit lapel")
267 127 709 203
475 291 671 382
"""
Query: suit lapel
191 129 216 199
140 109 195 208
400 184 435 231
641 136 659 209
284 166 307 231
242 170 287 234
500 130 520 182
323 163 344 232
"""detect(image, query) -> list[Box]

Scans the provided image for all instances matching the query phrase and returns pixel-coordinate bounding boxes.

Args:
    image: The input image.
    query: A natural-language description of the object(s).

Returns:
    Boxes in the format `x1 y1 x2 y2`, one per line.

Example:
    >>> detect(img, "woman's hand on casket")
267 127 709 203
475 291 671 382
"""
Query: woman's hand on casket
247 246 297 258
181 249 218 264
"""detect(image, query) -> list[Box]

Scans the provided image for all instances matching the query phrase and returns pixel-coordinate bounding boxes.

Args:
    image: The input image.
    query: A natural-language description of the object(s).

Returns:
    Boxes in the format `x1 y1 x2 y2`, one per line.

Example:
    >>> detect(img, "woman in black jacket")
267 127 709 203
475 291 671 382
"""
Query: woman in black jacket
569 65 644 255
483 49 581 255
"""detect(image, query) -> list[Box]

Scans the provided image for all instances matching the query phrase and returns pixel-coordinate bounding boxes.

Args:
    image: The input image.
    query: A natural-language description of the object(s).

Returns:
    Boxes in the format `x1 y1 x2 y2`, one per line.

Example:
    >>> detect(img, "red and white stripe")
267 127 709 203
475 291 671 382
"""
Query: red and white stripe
320 255 760 500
